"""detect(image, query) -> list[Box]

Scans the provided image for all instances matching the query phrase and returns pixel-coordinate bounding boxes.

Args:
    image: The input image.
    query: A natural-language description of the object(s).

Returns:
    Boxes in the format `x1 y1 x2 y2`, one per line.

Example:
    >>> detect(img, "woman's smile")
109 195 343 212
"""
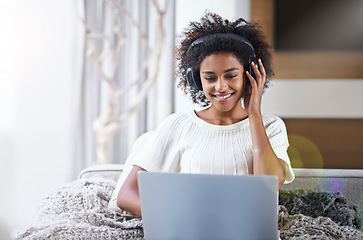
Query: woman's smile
212 92 235 101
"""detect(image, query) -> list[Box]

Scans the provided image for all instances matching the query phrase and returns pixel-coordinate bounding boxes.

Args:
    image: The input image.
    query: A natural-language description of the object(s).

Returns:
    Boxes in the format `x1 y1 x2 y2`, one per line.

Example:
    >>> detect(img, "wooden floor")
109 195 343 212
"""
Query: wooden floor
283 118 363 169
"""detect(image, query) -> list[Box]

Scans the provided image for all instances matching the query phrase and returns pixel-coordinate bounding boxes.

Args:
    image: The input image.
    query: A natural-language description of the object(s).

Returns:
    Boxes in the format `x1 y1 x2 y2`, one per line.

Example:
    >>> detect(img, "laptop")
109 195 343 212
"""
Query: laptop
138 172 280 240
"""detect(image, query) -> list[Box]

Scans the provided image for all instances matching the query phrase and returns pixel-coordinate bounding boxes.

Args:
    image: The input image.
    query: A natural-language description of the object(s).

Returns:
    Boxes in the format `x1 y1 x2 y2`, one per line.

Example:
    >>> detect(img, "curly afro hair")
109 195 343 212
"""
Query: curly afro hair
175 11 274 107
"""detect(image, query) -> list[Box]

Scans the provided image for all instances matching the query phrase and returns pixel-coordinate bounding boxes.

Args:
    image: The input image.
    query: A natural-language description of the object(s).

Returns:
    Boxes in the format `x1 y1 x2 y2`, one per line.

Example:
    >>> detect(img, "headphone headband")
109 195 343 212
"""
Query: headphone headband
188 33 255 53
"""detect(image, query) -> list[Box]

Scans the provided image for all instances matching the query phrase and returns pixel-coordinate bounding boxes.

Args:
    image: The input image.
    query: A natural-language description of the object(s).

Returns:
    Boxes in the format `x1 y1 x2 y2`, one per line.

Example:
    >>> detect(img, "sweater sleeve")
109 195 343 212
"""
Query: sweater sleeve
264 116 295 184
107 131 153 215
132 113 182 173
108 114 183 215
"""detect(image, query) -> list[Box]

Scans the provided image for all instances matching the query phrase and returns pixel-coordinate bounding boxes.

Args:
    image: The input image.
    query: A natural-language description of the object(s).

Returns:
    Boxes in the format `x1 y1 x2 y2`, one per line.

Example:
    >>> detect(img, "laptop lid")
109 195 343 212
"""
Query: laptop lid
138 172 279 240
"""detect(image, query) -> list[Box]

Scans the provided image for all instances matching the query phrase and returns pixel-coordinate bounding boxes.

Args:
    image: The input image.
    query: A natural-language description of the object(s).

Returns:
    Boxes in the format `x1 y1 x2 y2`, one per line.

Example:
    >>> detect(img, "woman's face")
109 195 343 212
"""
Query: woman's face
199 52 245 114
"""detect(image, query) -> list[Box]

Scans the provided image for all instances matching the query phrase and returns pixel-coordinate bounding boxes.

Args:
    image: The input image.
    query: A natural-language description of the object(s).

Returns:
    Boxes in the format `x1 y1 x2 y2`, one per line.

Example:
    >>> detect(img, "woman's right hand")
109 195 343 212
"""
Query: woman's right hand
243 59 266 116
117 165 145 217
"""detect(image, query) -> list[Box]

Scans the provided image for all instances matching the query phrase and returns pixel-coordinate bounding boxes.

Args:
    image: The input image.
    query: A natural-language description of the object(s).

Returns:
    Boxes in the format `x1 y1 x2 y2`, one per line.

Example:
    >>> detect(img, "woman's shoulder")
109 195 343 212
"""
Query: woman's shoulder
261 114 287 131
166 110 192 119
160 110 194 125
154 110 195 132
261 114 284 123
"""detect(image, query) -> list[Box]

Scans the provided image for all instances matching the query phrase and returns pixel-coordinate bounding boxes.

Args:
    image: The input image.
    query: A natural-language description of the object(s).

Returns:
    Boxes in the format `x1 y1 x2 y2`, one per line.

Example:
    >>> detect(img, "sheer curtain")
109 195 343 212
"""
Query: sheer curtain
73 0 175 177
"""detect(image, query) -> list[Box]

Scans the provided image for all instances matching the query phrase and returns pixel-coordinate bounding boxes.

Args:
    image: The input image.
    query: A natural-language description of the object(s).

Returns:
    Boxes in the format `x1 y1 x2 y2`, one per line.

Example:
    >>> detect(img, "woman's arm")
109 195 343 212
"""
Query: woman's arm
117 165 145 217
245 59 286 189
248 113 286 188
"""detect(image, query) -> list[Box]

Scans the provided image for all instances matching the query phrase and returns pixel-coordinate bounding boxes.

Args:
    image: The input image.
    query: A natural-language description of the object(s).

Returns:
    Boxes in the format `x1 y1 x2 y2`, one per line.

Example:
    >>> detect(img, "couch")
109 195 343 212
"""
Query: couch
15 164 363 239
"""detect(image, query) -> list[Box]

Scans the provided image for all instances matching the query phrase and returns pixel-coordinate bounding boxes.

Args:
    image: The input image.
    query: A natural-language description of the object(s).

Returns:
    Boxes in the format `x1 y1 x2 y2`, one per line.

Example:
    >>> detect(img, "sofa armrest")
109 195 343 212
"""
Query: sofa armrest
78 164 124 182
281 168 363 205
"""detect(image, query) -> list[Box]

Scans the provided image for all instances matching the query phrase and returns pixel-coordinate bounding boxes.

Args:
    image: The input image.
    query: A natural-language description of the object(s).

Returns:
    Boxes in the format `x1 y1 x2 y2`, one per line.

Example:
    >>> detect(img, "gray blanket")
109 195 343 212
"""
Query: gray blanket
15 177 363 240
279 190 363 239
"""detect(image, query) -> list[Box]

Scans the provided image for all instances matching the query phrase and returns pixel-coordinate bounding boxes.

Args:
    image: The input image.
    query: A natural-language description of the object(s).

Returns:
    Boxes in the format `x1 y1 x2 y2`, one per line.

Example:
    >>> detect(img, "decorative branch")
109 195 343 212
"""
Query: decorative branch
119 0 165 125
81 0 168 164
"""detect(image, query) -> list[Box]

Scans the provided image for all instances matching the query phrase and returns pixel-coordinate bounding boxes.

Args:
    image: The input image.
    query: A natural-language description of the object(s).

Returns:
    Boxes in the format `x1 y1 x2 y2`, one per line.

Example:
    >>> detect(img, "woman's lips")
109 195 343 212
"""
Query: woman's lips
213 93 234 102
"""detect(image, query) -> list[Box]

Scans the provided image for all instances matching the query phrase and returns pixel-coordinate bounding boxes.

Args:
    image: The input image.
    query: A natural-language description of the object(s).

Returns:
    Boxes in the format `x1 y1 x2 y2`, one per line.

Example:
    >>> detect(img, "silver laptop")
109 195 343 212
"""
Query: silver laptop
138 172 280 240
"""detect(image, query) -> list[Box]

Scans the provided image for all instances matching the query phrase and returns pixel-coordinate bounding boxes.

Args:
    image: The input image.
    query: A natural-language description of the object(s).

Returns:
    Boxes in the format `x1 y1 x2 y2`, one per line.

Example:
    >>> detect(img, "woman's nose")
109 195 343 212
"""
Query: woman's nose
215 78 228 91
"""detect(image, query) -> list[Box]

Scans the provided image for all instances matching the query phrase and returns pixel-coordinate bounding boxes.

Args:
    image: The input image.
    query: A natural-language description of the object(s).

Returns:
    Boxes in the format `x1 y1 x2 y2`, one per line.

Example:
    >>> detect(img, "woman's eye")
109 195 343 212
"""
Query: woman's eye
226 74 237 79
204 77 216 81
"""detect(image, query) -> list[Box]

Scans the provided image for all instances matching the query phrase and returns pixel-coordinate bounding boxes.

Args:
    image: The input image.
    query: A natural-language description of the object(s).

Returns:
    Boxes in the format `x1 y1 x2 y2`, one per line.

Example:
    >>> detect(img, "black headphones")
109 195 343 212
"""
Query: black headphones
185 33 258 91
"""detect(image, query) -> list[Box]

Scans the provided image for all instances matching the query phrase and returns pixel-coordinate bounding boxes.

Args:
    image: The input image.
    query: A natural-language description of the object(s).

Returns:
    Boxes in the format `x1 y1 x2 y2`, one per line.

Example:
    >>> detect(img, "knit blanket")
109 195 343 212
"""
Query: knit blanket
15 176 363 240
279 190 363 239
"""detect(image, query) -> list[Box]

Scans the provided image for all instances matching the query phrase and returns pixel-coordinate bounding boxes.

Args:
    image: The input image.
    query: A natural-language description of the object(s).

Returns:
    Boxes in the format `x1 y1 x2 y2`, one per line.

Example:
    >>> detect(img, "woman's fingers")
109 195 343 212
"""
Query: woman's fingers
258 58 266 77
251 61 261 80
250 59 266 88
257 59 266 87
245 70 257 89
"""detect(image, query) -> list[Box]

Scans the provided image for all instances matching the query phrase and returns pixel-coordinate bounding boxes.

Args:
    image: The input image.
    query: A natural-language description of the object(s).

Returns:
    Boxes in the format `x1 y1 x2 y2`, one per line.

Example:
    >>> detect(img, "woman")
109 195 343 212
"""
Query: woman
109 12 294 217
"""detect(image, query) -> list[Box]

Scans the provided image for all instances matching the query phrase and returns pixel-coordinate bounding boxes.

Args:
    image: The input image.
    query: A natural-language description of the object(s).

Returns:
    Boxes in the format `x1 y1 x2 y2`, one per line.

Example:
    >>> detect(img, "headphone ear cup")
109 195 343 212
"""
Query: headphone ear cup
186 67 202 91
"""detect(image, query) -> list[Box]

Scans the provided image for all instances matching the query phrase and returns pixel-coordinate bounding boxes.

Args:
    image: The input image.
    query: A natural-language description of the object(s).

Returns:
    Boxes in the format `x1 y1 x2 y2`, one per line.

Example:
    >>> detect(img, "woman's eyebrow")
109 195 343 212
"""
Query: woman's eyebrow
201 71 215 74
202 68 239 74
224 67 239 73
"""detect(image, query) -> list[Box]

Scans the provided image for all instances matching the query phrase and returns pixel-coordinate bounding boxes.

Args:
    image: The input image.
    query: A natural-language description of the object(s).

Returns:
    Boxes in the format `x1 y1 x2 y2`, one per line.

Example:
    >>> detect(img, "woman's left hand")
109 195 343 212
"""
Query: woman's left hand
243 58 266 116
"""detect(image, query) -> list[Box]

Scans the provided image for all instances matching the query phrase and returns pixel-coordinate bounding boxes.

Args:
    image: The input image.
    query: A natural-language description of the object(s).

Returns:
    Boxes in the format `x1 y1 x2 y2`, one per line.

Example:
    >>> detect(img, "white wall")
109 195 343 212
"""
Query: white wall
0 0 83 233
262 79 363 118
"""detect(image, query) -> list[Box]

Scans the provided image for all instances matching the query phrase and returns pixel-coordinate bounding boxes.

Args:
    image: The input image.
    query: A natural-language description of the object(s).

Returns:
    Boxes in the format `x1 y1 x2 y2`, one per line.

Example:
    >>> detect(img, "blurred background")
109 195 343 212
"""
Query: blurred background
0 0 362 235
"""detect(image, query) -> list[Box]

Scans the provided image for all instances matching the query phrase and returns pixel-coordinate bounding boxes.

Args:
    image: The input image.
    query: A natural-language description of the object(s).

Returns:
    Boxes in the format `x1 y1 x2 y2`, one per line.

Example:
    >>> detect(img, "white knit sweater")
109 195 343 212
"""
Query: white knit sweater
108 111 294 214
133 111 294 180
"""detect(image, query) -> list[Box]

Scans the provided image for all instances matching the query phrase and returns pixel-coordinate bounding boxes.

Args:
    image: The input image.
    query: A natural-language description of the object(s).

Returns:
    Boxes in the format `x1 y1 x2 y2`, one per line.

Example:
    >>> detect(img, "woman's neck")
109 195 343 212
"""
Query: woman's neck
196 104 248 126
